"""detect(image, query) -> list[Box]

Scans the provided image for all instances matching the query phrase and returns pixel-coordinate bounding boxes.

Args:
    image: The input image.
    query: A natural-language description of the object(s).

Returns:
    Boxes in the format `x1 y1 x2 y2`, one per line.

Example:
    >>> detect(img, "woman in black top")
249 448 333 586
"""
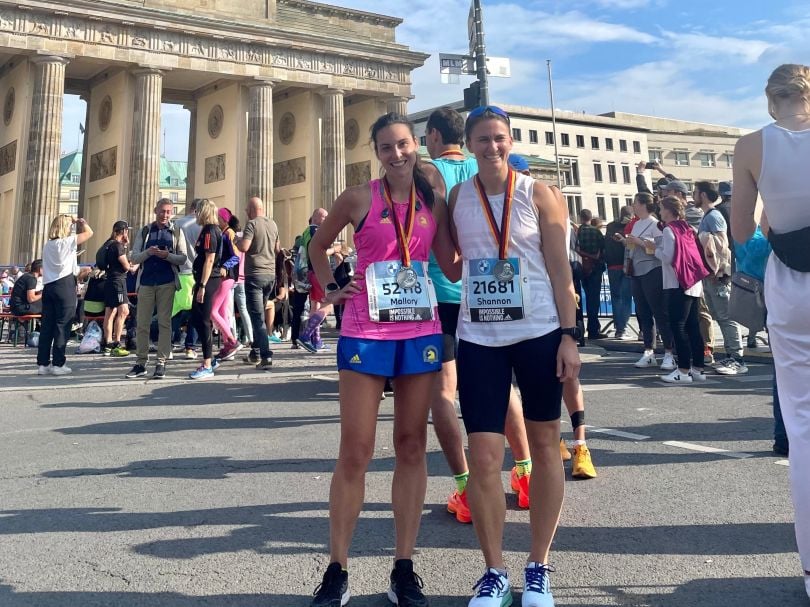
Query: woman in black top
189 199 222 380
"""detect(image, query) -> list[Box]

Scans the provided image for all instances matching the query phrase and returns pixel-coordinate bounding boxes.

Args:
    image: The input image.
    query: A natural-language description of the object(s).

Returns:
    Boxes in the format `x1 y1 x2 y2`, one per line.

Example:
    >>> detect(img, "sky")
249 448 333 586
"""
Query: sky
62 0 810 160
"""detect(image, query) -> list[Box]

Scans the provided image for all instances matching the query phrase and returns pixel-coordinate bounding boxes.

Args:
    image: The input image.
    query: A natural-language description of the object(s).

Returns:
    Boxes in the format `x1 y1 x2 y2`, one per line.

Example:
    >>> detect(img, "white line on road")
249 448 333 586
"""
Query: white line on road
311 374 339 382
581 383 642 392
585 426 650 441
775 460 789 466
663 440 753 459
729 374 774 383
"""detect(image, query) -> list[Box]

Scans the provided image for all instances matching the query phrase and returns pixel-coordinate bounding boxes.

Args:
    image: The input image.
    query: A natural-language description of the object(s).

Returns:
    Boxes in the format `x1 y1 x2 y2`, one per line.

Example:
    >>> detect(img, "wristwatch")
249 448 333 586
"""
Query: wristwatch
560 326 582 340
326 282 340 293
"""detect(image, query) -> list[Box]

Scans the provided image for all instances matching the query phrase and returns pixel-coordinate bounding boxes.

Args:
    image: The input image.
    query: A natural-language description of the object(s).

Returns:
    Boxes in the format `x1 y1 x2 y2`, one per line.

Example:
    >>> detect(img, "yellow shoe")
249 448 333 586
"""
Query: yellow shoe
560 438 572 461
572 444 597 479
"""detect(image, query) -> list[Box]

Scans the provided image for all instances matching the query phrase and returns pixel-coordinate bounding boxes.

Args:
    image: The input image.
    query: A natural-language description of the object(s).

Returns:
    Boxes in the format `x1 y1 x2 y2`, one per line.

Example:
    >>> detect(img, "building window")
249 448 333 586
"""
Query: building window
633 141 641 154
674 151 690 166
71 174 80 184
529 130 538 144
170 191 179 203
726 153 734 167
611 197 620 218
544 131 554 145
596 196 606 219
697 152 715 167
68 204 78 215
591 136 599 150
561 159 580 187
593 163 603 182
566 195 582 221
622 165 631 184
619 139 628 153
560 133 570 147
419 136 426 146
605 138 614 151
625 197 633 206
608 164 617 184
512 128 522 142
576 134 585 148
649 150 663 163
69 190 79 201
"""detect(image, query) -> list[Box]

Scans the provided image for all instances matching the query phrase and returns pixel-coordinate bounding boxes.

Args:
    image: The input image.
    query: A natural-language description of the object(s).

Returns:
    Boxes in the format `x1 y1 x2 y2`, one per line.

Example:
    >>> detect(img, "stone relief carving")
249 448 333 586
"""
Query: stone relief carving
208 105 224 139
89 146 117 182
273 157 306 188
279 112 296 145
346 161 371 188
344 119 359 150
98 96 112 132
3 87 14 127
0 12 13 30
31 20 48 35
99 27 116 44
204 154 226 184
0 140 16 177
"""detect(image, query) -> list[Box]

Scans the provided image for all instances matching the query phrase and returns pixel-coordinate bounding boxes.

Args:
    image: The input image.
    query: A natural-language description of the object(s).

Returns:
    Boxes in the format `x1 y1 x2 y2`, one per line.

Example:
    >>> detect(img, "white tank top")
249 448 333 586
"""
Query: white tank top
759 123 810 232
453 172 560 347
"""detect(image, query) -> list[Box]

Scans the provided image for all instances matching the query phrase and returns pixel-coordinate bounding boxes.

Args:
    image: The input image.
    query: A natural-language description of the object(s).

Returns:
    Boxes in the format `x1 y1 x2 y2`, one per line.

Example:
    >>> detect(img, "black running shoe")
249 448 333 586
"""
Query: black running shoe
243 350 260 364
387 559 428 607
152 362 165 379
311 562 349 607
126 364 147 379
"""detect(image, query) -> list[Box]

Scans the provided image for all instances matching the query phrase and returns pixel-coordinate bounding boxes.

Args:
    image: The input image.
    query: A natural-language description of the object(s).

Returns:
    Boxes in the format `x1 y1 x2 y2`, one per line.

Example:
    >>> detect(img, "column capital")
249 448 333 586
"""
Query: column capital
245 77 277 88
131 66 165 77
29 54 71 67
319 87 345 97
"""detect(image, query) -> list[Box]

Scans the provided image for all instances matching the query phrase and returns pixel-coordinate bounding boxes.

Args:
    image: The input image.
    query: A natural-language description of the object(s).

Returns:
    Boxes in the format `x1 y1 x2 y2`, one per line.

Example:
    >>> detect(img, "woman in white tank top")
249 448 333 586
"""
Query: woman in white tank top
732 63 810 599
448 106 580 607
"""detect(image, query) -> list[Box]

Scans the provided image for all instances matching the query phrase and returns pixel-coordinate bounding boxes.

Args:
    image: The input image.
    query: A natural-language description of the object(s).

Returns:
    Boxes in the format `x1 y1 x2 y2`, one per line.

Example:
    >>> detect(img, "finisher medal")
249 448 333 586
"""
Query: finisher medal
493 260 515 283
396 266 419 288
473 168 518 278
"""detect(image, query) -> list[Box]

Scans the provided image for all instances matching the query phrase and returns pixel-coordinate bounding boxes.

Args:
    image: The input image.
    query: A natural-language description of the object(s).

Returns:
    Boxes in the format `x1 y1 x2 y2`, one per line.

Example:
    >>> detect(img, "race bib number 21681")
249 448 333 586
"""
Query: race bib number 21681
464 257 526 322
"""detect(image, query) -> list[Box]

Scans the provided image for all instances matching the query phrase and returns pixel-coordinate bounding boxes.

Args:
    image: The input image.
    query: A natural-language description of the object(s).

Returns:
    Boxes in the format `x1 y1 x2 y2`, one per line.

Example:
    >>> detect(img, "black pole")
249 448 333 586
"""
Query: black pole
473 0 489 106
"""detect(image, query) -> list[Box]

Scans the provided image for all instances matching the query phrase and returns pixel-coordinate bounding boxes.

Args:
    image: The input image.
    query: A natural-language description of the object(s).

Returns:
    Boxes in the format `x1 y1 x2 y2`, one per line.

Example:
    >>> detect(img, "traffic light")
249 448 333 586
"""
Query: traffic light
463 81 481 110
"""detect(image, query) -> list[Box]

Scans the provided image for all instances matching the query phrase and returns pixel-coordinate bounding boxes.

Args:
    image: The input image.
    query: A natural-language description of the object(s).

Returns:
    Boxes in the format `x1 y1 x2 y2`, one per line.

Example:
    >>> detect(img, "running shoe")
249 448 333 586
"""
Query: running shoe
37 364 52 375
715 360 749 376
51 365 72 376
572 445 597 479
189 365 214 380
660 352 677 371
703 348 715 366
387 559 428 607
102 345 112 356
510 467 530 509
661 369 692 384
126 364 147 378
689 368 707 382
559 438 572 462
184 348 198 360
469 568 512 607
219 342 243 361
212 357 221 371
152 362 165 379
268 334 283 344
522 563 554 607
111 345 130 357
633 352 657 368
316 341 331 352
447 489 472 524
297 337 318 353
711 357 734 370
256 357 273 371
243 350 260 364
310 562 349 607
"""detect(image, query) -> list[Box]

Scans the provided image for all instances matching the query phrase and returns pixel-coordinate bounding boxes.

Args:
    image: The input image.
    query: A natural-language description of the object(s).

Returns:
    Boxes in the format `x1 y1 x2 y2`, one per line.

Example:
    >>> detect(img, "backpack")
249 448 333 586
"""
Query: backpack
95 239 114 271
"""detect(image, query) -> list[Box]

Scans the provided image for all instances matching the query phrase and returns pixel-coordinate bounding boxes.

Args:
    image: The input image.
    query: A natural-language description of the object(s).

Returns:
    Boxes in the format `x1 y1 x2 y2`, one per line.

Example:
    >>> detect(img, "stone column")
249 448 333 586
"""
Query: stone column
387 96 410 116
184 101 197 212
77 92 91 219
320 88 345 209
127 67 163 230
19 55 69 263
246 79 274 209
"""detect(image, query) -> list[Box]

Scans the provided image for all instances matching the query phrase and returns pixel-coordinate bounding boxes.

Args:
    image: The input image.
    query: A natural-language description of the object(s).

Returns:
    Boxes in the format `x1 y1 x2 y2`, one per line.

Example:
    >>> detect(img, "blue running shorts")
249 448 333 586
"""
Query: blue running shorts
337 334 443 377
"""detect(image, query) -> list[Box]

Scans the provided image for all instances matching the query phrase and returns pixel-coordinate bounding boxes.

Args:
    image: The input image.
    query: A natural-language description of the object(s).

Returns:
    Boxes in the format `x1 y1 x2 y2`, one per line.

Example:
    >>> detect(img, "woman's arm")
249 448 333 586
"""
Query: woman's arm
196 252 215 303
75 219 93 246
731 131 761 243
655 227 675 265
431 192 461 282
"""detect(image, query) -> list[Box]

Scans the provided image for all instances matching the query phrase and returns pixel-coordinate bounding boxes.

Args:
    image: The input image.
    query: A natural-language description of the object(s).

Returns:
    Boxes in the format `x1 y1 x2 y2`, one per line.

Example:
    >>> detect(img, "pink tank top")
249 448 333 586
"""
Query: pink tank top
341 179 441 340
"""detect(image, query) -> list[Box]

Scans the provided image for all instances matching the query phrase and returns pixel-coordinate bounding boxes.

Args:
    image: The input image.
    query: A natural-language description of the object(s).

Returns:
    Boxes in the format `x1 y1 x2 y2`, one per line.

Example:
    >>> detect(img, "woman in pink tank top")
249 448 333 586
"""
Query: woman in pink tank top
306 113 459 605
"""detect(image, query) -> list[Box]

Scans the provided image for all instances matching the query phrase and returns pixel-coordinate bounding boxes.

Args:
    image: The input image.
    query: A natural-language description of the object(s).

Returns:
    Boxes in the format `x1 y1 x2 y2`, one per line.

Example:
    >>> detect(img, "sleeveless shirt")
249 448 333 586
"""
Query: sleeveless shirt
759 123 810 232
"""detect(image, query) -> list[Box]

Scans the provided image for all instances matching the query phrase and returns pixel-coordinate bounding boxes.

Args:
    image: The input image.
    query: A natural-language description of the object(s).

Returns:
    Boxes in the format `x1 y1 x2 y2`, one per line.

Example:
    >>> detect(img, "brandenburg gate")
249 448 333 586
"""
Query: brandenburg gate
0 0 428 262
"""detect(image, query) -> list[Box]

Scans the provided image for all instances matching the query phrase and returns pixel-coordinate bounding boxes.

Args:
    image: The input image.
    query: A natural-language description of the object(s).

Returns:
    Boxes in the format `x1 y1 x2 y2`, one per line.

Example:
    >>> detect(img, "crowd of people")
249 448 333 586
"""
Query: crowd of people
5 62 809 605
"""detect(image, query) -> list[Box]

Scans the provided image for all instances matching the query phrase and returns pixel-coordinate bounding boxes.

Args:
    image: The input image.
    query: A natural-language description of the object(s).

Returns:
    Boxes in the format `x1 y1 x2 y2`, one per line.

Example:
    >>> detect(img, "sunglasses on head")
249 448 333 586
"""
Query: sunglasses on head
467 105 510 122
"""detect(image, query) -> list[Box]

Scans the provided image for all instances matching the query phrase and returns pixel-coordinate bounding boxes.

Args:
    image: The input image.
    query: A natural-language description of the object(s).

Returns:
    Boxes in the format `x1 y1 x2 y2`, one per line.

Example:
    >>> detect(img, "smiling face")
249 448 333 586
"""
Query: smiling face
466 117 513 173
374 122 418 179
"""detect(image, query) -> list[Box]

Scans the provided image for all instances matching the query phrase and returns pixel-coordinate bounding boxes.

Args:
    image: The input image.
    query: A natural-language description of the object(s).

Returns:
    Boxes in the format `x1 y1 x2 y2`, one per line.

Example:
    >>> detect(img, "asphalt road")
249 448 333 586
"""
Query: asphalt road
0 339 804 607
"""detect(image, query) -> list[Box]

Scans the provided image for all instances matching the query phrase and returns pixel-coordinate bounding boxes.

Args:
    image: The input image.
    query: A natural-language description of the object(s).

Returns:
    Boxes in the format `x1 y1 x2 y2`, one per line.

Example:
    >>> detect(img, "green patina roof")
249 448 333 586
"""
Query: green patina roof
59 152 188 185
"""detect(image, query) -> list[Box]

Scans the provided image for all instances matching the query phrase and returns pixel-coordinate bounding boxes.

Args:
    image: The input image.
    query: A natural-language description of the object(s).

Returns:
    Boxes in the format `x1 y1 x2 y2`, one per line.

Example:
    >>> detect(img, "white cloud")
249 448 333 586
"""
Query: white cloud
663 32 772 65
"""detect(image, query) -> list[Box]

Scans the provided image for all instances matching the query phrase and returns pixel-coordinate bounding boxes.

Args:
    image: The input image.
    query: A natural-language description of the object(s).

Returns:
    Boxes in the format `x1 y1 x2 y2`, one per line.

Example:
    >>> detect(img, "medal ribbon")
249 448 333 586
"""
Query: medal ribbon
382 177 417 269
473 168 516 260
438 149 464 158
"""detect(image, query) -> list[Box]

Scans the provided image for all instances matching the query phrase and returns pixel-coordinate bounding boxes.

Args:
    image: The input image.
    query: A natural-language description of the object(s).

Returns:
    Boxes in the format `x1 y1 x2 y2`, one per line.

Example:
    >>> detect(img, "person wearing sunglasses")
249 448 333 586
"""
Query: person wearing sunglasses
449 105 580 607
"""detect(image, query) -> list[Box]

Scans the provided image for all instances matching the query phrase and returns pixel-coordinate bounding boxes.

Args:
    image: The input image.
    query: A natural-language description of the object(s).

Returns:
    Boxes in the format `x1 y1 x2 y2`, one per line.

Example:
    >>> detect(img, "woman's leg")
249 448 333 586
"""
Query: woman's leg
51 277 77 368
233 282 253 344
210 278 236 345
191 278 220 366
36 285 56 367
666 288 691 371
685 295 705 371
632 276 654 349
328 369 386 565
642 267 674 350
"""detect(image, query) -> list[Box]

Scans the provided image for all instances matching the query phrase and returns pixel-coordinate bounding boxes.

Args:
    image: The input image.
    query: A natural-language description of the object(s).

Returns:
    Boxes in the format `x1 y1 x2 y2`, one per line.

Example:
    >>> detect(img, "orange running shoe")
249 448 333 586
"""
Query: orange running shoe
510 467 530 509
447 489 472 523
560 438 572 461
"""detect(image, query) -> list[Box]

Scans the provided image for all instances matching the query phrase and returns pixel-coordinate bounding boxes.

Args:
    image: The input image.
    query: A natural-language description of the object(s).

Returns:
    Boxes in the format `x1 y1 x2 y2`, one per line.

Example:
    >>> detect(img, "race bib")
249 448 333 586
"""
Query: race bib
366 260 436 322
463 257 526 322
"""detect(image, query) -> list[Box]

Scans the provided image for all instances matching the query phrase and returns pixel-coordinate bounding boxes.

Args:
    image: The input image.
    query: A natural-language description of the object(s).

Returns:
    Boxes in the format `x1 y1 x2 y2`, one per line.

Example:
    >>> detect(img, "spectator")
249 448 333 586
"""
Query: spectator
297 208 337 353
101 220 133 357
604 206 634 339
211 207 241 361
229 214 253 347
173 198 202 359
576 208 607 340
664 179 703 230
10 259 43 316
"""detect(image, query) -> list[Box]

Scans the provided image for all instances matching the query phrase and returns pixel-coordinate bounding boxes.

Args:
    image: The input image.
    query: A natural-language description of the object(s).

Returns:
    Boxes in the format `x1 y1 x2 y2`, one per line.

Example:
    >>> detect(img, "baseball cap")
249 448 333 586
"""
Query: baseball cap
508 154 530 171
654 177 669 191
718 181 732 197
112 220 129 232
218 207 233 223
664 179 689 195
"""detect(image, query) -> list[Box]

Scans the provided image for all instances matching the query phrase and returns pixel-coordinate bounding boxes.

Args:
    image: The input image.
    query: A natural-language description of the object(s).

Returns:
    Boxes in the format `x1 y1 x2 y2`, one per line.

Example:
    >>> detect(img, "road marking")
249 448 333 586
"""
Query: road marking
585 426 650 441
663 440 753 459
730 374 774 383
581 383 641 392
311 374 339 382
775 460 789 466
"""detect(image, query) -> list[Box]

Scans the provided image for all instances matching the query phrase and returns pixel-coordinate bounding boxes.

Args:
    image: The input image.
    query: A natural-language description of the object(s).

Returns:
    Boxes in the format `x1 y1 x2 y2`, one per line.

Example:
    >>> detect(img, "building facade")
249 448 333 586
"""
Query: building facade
412 103 749 221
0 0 427 263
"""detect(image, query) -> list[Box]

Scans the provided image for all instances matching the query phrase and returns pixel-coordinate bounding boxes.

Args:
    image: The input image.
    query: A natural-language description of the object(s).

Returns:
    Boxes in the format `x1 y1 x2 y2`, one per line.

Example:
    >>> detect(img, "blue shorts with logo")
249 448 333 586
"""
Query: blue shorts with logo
336 334 443 377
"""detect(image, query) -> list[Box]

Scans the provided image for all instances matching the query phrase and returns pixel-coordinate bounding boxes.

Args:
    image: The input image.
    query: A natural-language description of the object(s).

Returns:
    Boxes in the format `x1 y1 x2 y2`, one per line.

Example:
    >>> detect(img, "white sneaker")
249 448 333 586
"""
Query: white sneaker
715 360 749 376
661 369 692 384
523 563 555 607
51 365 72 376
469 568 512 607
660 352 677 371
37 365 52 375
689 368 707 382
804 573 809 599
634 352 657 368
